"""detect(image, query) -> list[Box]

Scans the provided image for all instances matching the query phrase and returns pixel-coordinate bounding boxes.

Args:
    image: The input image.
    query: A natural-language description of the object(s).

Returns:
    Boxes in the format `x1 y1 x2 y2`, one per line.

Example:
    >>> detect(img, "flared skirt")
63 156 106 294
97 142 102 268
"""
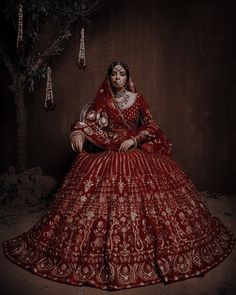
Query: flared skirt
2 149 235 290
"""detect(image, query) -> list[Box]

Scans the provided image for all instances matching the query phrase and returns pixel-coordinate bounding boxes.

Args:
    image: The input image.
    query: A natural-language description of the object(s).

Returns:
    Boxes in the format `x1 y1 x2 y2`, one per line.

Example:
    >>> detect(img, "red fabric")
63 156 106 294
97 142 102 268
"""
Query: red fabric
72 75 172 156
2 76 235 290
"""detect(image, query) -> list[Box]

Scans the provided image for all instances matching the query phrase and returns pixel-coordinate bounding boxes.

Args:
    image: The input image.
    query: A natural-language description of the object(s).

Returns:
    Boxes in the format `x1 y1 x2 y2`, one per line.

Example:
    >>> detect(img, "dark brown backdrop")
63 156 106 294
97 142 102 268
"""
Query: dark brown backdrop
1 0 235 192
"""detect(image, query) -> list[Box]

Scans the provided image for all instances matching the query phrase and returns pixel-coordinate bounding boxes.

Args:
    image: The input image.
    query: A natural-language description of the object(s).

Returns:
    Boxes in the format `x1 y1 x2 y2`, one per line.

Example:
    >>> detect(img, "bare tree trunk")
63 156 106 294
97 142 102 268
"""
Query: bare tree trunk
0 14 84 174
14 76 27 174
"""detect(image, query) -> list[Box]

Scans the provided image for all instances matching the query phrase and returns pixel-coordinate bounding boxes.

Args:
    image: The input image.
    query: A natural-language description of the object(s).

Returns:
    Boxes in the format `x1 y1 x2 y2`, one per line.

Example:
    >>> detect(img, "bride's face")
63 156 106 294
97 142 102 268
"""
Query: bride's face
110 65 127 90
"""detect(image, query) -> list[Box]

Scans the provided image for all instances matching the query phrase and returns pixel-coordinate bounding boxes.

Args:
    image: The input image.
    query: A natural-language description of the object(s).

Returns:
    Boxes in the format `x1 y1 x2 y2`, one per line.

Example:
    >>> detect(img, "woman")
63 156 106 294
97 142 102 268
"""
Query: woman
3 61 235 290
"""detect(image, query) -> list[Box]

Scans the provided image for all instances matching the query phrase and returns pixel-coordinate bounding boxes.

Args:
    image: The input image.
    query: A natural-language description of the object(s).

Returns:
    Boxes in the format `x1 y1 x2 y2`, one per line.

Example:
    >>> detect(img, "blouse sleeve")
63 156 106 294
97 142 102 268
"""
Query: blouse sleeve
133 94 172 156
133 94 159 145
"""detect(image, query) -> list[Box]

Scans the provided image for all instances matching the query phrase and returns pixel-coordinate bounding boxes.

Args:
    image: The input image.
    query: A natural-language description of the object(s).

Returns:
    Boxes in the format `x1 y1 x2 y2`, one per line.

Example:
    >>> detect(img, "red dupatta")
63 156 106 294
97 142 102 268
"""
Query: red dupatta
72 74 172 156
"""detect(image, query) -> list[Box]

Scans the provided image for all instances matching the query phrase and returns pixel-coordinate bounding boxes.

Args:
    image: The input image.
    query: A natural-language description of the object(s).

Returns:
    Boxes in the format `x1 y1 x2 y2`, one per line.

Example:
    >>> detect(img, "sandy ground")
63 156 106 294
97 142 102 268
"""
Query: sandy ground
0 192 235 295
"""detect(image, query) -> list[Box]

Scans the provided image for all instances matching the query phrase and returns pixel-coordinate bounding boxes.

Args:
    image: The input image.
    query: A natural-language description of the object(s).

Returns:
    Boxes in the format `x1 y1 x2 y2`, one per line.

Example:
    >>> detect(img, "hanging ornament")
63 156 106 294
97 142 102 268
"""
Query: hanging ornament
45 65 55 111
77 25 86 70
16 0 24 50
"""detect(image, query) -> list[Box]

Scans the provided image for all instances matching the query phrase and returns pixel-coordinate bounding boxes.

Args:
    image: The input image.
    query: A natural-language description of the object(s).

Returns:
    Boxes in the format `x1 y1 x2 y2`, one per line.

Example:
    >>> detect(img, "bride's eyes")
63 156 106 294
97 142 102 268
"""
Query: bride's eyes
111 71 126 76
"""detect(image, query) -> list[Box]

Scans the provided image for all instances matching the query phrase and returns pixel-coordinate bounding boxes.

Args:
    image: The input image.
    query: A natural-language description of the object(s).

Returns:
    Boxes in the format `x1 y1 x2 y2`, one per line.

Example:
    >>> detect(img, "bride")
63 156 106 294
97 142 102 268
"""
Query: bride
3 61 235 290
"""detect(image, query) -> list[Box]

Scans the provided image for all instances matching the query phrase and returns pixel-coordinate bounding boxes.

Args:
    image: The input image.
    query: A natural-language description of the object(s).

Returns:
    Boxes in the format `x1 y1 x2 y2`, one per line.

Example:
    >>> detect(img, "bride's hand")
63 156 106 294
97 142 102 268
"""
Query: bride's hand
71 132 85 152
119 138 135 152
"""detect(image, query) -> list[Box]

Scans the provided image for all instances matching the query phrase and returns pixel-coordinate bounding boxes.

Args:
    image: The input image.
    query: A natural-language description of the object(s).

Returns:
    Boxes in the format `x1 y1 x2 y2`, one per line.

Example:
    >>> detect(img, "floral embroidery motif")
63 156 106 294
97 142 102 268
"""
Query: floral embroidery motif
84 127 93 136
86 110 96 121
84 179 94 192
118 181 125 194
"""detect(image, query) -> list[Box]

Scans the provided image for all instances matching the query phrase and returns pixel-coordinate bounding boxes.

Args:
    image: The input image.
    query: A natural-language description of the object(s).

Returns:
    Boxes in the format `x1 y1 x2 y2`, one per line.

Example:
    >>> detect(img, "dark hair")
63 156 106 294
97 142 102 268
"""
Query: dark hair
107 61 130 86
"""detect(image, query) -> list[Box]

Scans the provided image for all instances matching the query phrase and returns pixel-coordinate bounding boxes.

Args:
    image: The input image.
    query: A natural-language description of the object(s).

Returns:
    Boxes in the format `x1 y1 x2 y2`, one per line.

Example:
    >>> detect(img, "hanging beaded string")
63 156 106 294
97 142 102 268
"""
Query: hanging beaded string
16 0 24 50
45 65 55 111
77 24 86 70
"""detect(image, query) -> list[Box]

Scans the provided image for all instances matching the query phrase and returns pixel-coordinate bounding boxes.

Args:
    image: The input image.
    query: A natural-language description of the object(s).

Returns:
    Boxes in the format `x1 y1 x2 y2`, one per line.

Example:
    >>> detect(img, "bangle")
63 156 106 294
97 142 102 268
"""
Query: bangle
131 136 137 148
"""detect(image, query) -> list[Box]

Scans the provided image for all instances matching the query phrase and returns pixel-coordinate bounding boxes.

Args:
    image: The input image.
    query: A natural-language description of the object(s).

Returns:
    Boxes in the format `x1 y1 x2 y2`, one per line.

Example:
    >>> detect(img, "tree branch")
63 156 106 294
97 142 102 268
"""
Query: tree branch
31 16 78 74
30 0 107 75
80 0 107 17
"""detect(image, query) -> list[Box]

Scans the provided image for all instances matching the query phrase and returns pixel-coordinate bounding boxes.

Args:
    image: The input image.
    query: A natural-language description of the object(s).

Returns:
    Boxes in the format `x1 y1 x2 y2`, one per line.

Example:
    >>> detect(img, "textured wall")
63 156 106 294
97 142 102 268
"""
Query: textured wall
0 0 235 192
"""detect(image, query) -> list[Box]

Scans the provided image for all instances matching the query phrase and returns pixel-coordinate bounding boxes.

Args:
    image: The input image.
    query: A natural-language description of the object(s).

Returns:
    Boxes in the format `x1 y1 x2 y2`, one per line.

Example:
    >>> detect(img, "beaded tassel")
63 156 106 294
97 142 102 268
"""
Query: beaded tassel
77 26 86 70
16 1 24 50
45 66 55 111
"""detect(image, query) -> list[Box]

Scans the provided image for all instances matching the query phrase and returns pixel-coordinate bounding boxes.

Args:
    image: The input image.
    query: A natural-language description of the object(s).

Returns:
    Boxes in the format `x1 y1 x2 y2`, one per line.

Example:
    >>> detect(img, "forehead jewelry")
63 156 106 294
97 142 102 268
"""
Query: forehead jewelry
113 64 125 72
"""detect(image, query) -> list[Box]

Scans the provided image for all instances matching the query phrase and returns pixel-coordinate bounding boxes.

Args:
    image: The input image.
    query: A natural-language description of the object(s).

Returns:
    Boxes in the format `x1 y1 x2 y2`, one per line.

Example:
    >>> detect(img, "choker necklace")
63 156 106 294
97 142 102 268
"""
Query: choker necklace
114 89 130 109
114 89 126 99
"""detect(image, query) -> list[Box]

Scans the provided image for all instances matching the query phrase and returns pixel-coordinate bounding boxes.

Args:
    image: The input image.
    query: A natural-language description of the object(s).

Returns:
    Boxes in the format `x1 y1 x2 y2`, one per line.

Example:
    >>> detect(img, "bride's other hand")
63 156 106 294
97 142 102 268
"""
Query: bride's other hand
119 138 135 152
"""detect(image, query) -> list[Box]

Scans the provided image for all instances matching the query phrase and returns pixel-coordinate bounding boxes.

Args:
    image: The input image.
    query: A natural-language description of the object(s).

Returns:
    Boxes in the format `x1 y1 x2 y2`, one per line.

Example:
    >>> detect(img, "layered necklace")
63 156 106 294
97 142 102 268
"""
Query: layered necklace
112 88 133 129
114 89 130 109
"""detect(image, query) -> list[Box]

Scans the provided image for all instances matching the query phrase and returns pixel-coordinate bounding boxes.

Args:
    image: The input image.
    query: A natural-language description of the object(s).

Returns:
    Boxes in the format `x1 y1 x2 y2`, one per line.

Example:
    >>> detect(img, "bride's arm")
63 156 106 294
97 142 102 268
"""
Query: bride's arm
70 103 132 151
132 94 172 155
133 94 159 144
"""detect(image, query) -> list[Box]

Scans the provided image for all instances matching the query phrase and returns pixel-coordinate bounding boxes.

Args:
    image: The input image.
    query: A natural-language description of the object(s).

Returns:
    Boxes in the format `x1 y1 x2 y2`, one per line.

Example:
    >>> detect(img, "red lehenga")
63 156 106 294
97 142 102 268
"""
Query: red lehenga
3 76 235 290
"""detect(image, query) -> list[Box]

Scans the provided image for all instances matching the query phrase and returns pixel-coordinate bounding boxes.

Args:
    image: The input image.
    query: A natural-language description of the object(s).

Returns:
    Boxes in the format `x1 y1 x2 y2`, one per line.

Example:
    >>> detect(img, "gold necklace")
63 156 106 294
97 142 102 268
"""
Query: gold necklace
114 90 130 109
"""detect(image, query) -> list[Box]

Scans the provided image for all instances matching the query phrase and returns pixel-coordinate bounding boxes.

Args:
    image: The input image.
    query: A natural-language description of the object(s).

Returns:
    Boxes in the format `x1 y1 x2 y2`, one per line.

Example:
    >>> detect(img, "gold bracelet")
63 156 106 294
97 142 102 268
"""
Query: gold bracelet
131 136 137 148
